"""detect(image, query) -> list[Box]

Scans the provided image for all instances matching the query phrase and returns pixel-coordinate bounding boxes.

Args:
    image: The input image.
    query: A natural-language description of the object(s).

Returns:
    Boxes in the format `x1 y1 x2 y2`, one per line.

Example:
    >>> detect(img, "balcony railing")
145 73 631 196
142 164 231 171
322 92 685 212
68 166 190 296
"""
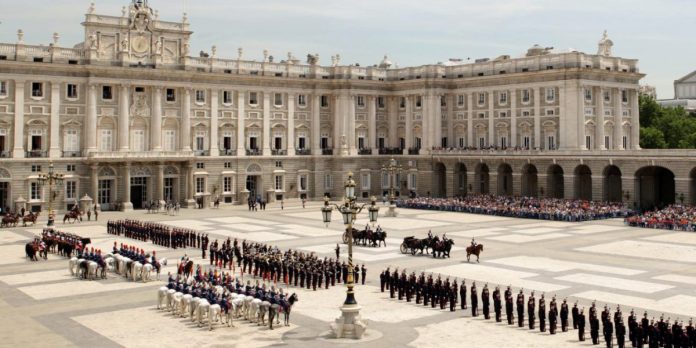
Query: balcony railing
358 148 372 155
219 149 237 156
62 151 81 158
408 148 420 155
0 151 10 158
378 147 404 155
322 148 333 155
271 149 287 156
246 149 262 156
296 149 311 155
26 150 47 158
194 150 210 156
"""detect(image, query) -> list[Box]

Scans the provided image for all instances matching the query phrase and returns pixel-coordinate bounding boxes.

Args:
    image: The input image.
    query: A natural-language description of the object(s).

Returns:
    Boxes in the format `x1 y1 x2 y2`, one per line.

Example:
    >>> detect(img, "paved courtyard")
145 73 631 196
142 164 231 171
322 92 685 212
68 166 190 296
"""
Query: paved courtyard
1 200 696 347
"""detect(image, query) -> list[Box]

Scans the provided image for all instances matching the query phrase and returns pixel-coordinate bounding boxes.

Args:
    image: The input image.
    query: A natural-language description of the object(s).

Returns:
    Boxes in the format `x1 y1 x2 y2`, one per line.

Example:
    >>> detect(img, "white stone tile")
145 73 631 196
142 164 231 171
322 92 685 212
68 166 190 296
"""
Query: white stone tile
643 232 696 246
162 220 214 230
447 227 505 239
0 231 29 244
279 224 342 237
487 233 570 244
73 306 293 348
515 221 579 228
0 269 74 286
555 273 673 294
513 227 561 235
353 217 450 231
653 274 696 285
577 240 696 263
487 256 644 276
424 264 567 292
224 223 271 232
571 225 626 234
206 216 279 225
572 290 696 318
416 212 509 224
0 245 56 265
205 230 296 242
18 279 154 300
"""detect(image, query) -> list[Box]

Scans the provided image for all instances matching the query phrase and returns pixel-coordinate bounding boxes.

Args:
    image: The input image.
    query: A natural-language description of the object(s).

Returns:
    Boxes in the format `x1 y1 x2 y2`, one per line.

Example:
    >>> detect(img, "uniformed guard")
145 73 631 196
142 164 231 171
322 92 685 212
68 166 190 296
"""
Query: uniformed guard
493 285 502 323
561 298 569 332
460 280 467 310
505 285 514 325
579 308 587 341
380 270 386 292
605 316 614 348
549 300 558 335
573 301 580 330
361 264 366 285
482 283 490 320
539 293 547 333
516 289 525 327
591 309 600 344
528 291 536 330
617 318 626 348
470 281 478 317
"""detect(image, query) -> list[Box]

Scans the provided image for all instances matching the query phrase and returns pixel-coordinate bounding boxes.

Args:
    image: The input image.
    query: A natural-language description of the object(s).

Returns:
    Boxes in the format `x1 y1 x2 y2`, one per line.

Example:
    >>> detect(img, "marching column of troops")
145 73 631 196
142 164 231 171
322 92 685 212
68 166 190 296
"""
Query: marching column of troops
379 268 696 348
107 220 206 249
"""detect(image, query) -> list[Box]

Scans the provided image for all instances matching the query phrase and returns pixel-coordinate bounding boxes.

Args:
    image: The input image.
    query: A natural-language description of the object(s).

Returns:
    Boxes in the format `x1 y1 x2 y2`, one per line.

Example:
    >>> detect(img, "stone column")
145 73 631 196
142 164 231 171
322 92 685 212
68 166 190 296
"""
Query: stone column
576 85 586 150
49 82 61 158
533 87 541 149
86 84 97 153
311 94 321 154
287 93 295 156
151 87 163 151
12 80 25 158
510 89 517 148
467 93 474 147
488 91 494 147
631 89 641 150
90 164 99 205
157 164 165 203
118 85 130 152
447 94 454 148
122 164 133 211
262 92 271 156
421 95 430 151
367 95 376 151
333 95 341 151
388 96 398 148
181 88 192 151
403 96 412 154
237 91 246 155
613 88 623 150
347 94 357 155
596 87 606 150
209 89 219 156
434 94 443 149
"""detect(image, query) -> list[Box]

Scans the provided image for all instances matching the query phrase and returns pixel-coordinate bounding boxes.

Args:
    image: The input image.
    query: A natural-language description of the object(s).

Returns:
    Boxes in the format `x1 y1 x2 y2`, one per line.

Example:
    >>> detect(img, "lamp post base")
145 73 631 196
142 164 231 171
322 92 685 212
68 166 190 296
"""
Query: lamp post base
330 303 367 339
385 204 398 217
47 213 56 227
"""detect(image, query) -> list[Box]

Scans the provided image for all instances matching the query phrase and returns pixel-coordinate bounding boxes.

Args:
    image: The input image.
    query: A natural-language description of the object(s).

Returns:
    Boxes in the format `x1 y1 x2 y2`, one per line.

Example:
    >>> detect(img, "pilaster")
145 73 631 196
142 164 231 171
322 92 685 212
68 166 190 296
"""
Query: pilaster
48 82 61 158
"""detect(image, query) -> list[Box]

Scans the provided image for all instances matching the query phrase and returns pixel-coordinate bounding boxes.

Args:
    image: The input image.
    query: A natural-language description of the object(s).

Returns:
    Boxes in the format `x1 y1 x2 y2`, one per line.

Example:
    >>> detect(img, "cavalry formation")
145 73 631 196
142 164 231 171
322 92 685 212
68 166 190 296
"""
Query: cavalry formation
2 211 39 227
68 243 167 282
25 228 91 261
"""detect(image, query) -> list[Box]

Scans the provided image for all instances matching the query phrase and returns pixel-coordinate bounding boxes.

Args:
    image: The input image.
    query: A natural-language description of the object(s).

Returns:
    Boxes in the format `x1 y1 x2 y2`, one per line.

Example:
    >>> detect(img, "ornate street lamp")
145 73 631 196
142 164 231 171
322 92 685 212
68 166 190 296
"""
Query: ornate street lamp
321 172 379 338
381 158 402 217
37 161 64 227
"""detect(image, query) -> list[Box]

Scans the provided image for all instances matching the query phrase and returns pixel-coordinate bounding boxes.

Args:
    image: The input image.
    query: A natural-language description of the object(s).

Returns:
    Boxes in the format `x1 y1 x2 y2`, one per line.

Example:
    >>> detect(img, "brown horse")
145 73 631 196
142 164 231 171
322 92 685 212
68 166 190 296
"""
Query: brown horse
63 210 82 224
466 244 484 263
23 212 39 227
1 214 19 228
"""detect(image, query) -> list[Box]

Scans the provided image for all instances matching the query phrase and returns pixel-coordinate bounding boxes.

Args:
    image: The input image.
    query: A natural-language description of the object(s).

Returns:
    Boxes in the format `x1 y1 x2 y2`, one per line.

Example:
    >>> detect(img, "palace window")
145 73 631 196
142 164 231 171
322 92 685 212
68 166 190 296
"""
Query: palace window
274 93 283 106
604 90 610 102
499 92 507 104
458 137 465 148
102 85 113 100
223 90 233 105
32 82 43 98
408 173 417 190
546 109 555 116
478 93 486 105
547 136 556 150
321 95 329 107
522 111 530 117
0 81 7 97
457 95 465 106
195 177 205 194
30 182 42 200
546 88 555 102
441 96 446 107
224 162 232 168
65 181 77 200
622 135 628 149
67 84 78 99
522 89 530 103
621 90 628 103
195 90 205 103
163 130 176 151
523 136 531 149
298 94 306 106
131 129 145 151
99 129 112 151
400 97 406 108
586 135 592 149
299 175 308 191
585 88 593 101
249 92 258 105
66 164 76 172
361 173 370 190
195 131 206 151
357 96 365 107
166 88 176 102
324 174 333 190
63 129 79 152
223 177 232 193
415 96 422 108
275 175 284 191
31 165 42 172
377 96 385 108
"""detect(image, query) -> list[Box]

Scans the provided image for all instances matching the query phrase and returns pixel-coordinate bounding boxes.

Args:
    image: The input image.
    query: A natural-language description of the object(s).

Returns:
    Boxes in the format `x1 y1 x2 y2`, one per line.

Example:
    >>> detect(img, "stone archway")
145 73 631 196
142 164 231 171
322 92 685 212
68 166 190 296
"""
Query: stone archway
521 164 538 197
546 165 564 199
474 163 489 194
432 162 446 198
635 166 675 210
497 163 513 196
603 165 622 202
574 165 592 201
455 163 467 197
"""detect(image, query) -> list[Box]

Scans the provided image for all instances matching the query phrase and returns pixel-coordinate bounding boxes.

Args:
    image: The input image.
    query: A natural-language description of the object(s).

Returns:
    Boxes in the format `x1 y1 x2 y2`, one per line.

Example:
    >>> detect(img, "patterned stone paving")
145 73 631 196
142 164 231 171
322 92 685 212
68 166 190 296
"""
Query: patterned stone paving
2 202 696 347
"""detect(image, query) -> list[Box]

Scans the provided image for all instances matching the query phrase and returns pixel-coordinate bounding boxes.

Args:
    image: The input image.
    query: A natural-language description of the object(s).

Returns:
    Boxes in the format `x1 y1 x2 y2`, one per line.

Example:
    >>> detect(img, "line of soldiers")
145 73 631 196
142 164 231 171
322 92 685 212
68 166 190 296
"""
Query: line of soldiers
378 271 696 348
106 219 206 249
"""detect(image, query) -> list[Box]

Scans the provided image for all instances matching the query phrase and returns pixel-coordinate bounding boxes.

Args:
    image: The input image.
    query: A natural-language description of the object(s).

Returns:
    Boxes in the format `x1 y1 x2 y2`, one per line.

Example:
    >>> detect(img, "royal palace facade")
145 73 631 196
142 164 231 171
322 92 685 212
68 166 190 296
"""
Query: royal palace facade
0 1 692 213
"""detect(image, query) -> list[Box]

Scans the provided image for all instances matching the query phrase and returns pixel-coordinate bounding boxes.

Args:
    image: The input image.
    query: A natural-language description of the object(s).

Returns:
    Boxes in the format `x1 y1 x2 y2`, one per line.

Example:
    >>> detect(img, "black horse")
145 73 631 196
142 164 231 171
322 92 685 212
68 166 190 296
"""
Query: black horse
181 260 194 278
366 230 387 247
432 239 455 258
282 293 298 326
25 243 38 261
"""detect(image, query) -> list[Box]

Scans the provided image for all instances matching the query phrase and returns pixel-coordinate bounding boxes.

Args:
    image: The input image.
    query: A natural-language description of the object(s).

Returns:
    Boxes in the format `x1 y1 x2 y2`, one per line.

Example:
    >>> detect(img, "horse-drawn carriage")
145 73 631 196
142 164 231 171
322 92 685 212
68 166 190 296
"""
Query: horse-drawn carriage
400 235 455 258
1 213 20 228
342 227 387 247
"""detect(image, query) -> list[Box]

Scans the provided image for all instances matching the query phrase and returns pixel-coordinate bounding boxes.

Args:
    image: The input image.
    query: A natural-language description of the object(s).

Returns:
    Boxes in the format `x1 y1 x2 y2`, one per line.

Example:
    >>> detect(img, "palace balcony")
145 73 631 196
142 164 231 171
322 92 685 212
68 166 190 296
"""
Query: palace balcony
322 148 334 155
379 148 404 155
219 149 237 156
358 148 372 155
246 149 262 156
26 150 47 158
271 149 287 156
296 149 311 155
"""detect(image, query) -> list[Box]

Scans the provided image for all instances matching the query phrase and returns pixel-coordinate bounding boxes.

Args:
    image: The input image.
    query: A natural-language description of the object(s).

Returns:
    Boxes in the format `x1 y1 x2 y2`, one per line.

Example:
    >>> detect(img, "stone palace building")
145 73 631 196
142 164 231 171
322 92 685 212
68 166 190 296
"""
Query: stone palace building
0 0 692 212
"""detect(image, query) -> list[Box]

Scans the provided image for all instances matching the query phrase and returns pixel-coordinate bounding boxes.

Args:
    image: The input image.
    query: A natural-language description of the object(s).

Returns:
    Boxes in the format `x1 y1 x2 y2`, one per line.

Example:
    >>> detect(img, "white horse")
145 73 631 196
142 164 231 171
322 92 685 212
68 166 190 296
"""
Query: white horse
131 261 144 281
166 289 177 312
180 294 192 317
257 300 271 326
118 256 131 277
157 287 169 309
208 303 223 331
69 257 84 276
250 298 263 323
86 261 99 280
196 299 210 327
232 295 246 319
104 257 116 272
244 296 256 321
141 258 167 283
189 297 201 321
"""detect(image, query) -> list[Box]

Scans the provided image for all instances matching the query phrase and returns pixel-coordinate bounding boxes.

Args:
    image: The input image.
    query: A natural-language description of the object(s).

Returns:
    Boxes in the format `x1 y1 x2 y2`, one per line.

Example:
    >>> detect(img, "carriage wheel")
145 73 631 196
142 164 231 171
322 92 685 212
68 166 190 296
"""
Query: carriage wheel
400 243 407 254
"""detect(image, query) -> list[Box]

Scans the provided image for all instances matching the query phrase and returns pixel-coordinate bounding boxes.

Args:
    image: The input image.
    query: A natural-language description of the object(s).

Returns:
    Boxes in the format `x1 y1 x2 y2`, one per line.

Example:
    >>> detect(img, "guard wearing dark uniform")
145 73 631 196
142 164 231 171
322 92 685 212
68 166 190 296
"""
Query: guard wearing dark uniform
549 301 558 335
493 285 502 322
617 318 626 348
561 298 569 332
591 310 600 344
481 284 490 320
579 308 587 341
460 281 467 310
505 286 514 325
470 282 478 317
573 301 580 330
539 293 547 333
528 291 536 330
605 316 614 348
516 289 525 327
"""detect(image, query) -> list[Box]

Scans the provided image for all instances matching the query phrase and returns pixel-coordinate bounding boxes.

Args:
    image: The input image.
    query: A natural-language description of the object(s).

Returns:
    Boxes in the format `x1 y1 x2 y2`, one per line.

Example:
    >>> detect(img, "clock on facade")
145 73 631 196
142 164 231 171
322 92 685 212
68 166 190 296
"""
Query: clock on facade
131 36 149 53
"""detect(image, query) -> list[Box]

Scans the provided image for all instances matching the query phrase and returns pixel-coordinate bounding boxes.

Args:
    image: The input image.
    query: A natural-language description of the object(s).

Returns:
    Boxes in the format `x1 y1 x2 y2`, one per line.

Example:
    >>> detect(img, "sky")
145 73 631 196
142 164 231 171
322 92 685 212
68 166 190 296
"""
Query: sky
0 0 693 99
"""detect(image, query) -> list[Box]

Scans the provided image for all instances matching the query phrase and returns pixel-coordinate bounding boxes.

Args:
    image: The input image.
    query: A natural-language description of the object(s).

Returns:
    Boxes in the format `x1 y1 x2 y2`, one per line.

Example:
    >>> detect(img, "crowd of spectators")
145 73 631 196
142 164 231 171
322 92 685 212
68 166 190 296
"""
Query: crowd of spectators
398 195 632 222
624 204 696 231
